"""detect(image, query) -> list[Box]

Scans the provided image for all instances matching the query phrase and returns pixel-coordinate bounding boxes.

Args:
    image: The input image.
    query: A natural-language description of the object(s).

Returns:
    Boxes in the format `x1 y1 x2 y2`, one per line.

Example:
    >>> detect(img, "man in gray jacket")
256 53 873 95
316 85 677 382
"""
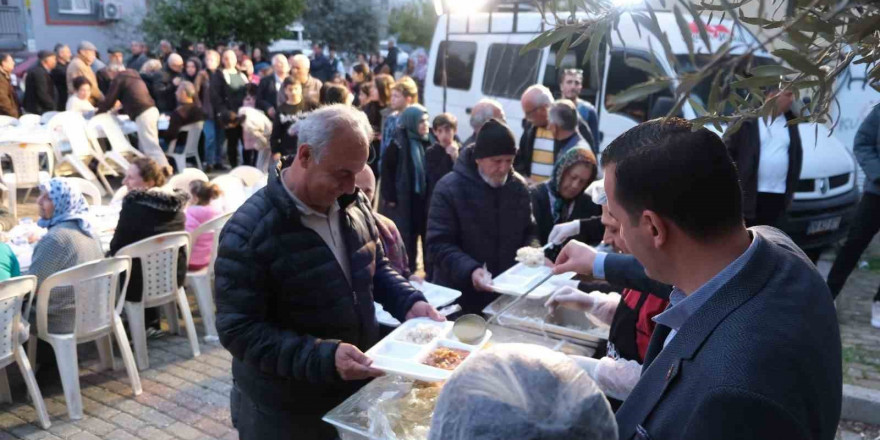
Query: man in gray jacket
827 104 880 328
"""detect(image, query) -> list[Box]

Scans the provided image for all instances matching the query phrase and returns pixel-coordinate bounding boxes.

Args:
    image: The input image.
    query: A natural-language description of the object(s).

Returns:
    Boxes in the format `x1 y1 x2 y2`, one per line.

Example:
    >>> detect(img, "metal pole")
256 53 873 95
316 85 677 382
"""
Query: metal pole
442 1 449 113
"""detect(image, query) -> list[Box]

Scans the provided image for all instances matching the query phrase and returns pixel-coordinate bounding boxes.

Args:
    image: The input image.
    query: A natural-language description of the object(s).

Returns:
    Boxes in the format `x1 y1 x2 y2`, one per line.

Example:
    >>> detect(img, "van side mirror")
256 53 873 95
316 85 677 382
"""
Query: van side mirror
649 97 682 120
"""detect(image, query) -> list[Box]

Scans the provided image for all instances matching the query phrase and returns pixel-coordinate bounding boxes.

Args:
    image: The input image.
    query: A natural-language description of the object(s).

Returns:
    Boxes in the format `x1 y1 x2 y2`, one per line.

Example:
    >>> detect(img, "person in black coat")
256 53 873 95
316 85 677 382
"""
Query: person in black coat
210 50 249 169
425 113 460 210
531 146 602 245
23 50 58 115
556 118 840 440
109 158 188 334
214 105 438 440
255 54 289 118
427 119 537 315
51 44 71 110
724 88 802 228
380 105 431 275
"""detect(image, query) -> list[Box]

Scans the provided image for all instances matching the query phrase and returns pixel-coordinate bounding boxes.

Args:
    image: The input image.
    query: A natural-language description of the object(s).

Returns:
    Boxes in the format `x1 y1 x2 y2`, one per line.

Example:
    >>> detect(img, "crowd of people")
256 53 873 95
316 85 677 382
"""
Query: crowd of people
0 34 876 440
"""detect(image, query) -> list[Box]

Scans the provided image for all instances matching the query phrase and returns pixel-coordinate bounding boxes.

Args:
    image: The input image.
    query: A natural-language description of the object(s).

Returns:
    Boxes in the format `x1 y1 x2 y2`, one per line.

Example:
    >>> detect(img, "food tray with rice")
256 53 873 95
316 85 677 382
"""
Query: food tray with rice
365 318 492 382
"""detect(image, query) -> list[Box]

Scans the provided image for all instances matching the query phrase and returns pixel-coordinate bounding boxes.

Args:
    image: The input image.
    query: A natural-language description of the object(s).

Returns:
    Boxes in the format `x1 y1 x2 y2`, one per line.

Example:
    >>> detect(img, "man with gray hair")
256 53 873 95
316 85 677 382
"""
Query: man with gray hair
154 53 184 113
290 53 322 105
516 84 595 182
215 104 442 440
548 99 593 160
256 53 289 118
464 98 506 148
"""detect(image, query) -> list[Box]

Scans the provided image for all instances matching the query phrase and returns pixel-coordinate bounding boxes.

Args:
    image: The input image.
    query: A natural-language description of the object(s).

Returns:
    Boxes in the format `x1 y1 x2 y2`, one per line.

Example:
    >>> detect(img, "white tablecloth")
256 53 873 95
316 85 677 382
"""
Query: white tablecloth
9 205 119 272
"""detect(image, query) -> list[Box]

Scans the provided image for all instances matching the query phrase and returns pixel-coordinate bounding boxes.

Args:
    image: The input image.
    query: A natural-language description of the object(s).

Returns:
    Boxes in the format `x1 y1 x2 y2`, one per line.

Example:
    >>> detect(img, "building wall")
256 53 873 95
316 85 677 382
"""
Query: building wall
30 0 147 53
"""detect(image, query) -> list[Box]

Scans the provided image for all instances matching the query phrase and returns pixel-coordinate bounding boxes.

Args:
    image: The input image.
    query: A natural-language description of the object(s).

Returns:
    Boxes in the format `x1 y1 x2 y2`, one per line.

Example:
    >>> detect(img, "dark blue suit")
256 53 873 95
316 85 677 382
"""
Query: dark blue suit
615 226 841 440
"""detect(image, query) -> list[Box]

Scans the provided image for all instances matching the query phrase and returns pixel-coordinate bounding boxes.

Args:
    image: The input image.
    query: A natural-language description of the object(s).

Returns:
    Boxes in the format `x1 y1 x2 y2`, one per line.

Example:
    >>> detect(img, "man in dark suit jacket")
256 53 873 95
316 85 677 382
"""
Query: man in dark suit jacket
51 44 71 110
255 54 289 118
23 50 58 114
556 118 841 440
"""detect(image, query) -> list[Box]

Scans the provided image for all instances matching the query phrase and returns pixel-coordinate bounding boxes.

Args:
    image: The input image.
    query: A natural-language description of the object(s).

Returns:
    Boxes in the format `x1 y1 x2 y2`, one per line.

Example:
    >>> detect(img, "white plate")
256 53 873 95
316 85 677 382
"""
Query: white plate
366 318 491 382
491 262 554 297
374 281 462 327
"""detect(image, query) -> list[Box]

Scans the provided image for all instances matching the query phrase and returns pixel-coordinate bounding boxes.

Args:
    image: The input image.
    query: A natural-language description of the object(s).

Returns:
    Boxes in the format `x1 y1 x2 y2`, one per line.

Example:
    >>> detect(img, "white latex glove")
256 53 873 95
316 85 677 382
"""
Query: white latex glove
593 356 643 401
548 220 580 245
545 287 619 326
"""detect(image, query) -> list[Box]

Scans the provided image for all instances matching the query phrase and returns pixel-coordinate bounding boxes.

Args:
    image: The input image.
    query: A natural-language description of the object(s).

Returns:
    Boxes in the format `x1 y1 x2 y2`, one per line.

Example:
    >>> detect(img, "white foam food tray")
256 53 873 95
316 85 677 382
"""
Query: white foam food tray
375 281 462 327
365 317 491 382
491 262 555 297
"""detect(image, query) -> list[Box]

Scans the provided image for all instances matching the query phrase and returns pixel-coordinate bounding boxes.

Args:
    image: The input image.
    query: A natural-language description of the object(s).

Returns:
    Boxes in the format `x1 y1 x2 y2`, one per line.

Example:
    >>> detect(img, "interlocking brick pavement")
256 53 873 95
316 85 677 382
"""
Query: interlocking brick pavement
0 293 237 440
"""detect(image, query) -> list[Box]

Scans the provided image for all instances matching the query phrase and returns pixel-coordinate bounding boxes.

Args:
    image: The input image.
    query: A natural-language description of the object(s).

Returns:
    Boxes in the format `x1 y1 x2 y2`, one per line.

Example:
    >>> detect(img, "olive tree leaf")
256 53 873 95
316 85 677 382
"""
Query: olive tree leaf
673 6 695 62
625 56 666 77
556 34 574 69
750 65 797 77
521 26 578 54
608 79 674 108
682 0 712 50
773 49 823 77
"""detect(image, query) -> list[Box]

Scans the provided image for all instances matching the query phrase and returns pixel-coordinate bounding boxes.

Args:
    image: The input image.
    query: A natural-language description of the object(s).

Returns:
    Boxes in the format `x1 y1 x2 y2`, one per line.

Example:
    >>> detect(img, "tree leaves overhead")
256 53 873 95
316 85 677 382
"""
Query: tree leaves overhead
389 0 438 49
527 0 880 134
141 0 305 47
302 0 379 54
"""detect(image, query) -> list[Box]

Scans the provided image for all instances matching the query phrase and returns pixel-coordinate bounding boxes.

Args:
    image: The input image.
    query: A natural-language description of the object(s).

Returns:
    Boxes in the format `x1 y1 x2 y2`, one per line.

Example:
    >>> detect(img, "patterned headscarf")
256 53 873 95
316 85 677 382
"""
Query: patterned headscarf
37 178 94 237
547 147 597 222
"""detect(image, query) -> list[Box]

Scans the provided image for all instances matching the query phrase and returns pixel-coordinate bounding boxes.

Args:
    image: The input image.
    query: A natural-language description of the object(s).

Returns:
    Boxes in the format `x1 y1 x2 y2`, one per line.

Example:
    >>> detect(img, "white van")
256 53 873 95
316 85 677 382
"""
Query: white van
268 22 312 55
423 9 858 257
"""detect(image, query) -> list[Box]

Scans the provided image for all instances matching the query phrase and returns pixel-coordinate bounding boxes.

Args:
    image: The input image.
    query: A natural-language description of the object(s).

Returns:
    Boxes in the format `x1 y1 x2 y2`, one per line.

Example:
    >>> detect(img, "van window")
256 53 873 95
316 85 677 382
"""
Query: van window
433 41 477 90
605 51 671 122
482 44 541 99
543 41 602 105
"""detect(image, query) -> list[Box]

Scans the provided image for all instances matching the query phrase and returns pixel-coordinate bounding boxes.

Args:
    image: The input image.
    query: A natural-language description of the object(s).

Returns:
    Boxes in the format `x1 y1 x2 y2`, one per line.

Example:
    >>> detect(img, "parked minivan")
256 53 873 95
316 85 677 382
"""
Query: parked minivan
423 10 858 258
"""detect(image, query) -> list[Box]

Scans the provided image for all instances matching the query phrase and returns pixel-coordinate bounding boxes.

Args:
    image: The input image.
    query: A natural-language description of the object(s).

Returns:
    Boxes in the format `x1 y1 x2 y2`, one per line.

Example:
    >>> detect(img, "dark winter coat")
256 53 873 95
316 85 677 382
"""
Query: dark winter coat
0 70 20 117
426 146 538 315
51 61 69 110
210 69 248 127
425 143 456 210
379 126 429 266
214 165 425 424
255 74 282 114
109 189 189 303
96 69 155 120
530 183 603 246
23 65 57 114
724 111 803 220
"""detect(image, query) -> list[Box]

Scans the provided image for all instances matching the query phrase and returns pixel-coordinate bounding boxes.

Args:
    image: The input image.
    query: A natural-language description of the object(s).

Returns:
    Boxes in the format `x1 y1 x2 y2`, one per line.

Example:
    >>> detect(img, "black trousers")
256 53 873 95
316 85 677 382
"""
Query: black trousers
231 383 339 440
746 192 788 228
224 126 242 168
827 192 880 301
242 149 257 167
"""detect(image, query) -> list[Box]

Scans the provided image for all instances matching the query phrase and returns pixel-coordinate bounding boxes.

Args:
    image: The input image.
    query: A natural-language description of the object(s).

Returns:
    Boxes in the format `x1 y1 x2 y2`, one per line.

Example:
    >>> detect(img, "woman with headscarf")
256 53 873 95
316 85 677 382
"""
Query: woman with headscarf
29 178 104 333
380 104 430 274
530 147 603 246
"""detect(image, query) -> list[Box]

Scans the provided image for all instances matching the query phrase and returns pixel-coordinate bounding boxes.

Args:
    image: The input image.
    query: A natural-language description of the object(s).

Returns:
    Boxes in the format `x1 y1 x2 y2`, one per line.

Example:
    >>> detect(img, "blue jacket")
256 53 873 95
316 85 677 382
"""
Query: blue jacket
854 104 880 195
615 226 841 440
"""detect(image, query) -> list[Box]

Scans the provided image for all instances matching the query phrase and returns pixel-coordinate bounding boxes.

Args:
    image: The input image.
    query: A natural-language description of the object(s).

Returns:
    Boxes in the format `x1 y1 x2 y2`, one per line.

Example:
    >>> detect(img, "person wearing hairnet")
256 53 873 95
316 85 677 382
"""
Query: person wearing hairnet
429 344 618 440
545 179 670 404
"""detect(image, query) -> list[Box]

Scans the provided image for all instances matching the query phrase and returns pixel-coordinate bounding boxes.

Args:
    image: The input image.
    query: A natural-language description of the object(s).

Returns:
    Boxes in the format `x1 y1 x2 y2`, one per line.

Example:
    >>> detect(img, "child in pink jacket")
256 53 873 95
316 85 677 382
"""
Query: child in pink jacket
185 180 222 270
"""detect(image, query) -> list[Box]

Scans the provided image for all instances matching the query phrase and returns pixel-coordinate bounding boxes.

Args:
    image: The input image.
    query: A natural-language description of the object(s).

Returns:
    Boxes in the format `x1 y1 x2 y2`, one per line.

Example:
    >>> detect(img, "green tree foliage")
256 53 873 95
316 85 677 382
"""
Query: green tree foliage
528 0 880 134
389 0 438 49
302 0 380 54
141 0 306 48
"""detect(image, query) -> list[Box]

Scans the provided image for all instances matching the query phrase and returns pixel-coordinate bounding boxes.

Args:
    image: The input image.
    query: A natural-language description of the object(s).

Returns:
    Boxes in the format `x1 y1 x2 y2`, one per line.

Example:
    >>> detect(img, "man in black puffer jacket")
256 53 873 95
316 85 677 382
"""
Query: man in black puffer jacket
215 104 441 440
427 118 538 315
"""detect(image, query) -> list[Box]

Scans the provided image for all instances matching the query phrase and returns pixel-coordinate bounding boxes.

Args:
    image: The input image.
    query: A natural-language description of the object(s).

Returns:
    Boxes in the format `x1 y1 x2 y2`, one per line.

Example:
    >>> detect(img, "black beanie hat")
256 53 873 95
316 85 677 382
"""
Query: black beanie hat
474 118 517 159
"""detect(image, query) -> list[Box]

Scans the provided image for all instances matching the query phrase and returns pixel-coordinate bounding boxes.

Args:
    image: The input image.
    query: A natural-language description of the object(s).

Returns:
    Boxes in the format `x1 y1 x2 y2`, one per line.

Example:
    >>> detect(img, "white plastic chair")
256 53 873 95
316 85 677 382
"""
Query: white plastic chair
46 112 117 195
0 144 55 219
110 186 128 205
65 177 103 206
166 122 204 173
185 212 233 342
0 115 19 127
166 168 209 193
26 257 142 420
17 114 40 127
0 276 51 429
40 111 59 125
87 113 145 173
229 166 265 187
211 174 248 213
116 232 200 370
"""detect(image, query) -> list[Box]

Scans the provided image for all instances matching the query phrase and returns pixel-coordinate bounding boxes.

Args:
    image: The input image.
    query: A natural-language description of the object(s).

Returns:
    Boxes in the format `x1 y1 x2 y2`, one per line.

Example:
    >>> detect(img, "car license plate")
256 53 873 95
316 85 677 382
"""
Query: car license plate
807 217 841 235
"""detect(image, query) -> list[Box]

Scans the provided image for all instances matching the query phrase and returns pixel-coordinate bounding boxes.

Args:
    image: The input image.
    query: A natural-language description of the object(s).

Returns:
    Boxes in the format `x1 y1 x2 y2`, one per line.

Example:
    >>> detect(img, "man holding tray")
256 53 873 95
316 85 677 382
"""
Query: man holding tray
215 104 443 440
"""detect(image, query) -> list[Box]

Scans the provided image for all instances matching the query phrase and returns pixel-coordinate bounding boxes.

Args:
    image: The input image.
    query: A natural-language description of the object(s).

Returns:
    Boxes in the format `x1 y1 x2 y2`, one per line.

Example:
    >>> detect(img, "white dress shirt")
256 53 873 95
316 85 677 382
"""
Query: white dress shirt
757 116 790 194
